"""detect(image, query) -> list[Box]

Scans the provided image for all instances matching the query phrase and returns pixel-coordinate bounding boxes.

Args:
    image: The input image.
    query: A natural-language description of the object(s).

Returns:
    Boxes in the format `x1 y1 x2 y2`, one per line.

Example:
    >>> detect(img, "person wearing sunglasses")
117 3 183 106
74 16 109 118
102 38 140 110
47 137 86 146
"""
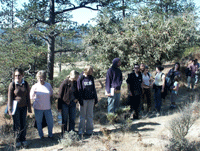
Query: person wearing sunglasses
126 64 143 119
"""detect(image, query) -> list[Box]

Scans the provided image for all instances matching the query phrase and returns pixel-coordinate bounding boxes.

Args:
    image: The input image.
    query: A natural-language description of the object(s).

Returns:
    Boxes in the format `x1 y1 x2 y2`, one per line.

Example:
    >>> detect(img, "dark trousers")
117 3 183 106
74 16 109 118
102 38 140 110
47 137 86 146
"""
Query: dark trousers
142 88 152 111
62 102 76 132
12 106 27 142
128 95 141 119
154 86 162 112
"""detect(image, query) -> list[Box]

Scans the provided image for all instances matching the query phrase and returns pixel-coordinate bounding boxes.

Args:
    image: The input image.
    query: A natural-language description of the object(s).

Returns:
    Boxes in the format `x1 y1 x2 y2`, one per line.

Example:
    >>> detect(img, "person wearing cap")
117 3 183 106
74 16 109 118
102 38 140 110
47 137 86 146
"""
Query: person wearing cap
105 58 123 113
77 65 98 135
57 70 80 133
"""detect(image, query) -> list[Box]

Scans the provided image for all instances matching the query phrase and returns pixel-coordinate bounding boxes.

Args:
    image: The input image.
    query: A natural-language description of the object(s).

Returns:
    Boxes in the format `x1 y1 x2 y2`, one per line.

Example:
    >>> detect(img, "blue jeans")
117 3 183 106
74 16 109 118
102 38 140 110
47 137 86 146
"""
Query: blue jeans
107 93 121 113
154 86 162 112
34 109 53 138
12 106 27 142
62 102 76 132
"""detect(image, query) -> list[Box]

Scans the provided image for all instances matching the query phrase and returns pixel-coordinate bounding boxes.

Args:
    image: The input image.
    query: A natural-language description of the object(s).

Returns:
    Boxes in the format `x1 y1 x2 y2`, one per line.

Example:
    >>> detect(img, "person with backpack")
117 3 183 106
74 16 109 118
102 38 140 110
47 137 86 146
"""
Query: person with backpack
77 65 98 135
30 70 54 139
7 68 32 148
170 76 179 109
127 64 143 119
153 66 165 114
142 66 153 112
105 58 123 113
57 70 79 134
166 62 181 91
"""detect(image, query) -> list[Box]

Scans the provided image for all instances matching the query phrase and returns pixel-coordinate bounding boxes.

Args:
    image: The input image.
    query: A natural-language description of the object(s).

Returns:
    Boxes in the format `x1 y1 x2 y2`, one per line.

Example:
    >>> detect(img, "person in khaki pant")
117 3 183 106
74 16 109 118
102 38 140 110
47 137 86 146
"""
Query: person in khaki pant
77 65 98 135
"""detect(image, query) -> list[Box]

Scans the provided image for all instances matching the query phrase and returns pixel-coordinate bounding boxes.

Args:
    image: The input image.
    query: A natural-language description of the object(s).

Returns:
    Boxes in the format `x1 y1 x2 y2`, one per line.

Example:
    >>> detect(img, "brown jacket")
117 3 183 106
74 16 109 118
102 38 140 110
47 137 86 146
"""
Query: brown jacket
57 78 78 110
8 81 32 113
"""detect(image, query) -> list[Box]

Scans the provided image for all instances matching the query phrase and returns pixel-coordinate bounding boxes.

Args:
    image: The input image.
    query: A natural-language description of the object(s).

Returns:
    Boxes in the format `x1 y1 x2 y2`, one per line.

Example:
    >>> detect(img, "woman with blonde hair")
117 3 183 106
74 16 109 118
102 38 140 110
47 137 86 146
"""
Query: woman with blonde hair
77 65 98 135
57 70 79 133
30 70 54 139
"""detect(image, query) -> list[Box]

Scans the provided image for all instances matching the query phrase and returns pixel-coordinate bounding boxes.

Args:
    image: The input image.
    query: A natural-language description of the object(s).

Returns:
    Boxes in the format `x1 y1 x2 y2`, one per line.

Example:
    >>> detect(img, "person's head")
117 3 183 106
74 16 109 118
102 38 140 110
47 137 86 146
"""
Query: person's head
144 66 149 74
69 70 79 81
134 63 140 73
174 62 180 71
112 58 121 68
36 70 46 85
188 59 193 65
14 68 24 83
140 63 145 72
194 59 198 64
174 75 179 82
84 65 93 76
156 65 164 72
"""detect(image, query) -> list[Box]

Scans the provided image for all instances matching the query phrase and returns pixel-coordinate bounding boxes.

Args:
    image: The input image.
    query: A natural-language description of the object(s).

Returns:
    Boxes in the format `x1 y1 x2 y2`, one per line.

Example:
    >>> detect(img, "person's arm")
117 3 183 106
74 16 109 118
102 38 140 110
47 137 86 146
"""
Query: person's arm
26 82 32 113
77 76 84 106
162 74 166 92
7 82 14 116
92 77 98 105
105 69 112 96
57 80 66 111
127 84 132 96
126 74 132 96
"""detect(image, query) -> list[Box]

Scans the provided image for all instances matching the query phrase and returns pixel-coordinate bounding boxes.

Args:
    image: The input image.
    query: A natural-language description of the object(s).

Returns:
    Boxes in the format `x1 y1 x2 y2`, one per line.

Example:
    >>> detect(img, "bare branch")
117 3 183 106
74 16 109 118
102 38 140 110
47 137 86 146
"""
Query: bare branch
55 5 101 15
54 48 74 53
28 17 50 26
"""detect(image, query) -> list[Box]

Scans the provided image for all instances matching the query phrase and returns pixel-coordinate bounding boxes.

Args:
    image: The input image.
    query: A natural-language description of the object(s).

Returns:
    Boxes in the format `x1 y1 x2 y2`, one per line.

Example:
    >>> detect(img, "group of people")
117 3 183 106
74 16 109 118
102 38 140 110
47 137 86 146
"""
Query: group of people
7 66 97 148
105 58 183 118
7 57 199 148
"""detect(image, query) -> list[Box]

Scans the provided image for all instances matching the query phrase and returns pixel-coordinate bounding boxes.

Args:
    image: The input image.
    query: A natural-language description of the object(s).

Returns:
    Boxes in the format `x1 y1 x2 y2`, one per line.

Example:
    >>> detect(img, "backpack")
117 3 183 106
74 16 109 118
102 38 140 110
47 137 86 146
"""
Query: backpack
185 68 191 76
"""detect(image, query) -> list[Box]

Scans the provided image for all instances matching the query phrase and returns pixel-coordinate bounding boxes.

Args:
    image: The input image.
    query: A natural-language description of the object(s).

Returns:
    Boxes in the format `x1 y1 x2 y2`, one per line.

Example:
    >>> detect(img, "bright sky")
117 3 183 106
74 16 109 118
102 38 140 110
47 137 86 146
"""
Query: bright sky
18 0 200 26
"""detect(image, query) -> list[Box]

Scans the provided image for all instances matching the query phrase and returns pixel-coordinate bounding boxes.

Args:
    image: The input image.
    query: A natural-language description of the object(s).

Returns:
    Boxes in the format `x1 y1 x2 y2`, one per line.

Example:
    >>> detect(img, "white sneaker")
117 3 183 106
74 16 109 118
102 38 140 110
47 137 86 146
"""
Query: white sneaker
22 141 28 147
16 142 21 148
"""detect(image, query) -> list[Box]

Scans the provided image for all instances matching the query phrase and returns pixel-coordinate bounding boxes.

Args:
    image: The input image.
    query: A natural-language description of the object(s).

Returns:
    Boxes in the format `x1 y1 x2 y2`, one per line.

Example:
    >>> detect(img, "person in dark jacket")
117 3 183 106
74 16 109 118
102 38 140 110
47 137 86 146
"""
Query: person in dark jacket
166 62 181 91
105 58 123 113
126 64 143 119
77 65 98 135
57 70 79 133
8 68 32 148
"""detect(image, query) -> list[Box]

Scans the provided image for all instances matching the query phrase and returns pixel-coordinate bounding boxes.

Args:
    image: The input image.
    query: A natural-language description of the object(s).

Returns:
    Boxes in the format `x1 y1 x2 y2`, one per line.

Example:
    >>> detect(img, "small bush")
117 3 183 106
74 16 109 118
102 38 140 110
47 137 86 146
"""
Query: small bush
107 106 131 133
59 131 79 148
166 101 200 151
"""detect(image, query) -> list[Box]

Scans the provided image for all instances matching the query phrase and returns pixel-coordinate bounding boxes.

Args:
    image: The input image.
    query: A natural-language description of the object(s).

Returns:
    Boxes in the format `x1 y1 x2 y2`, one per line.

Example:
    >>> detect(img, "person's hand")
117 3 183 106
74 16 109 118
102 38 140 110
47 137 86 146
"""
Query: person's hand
58 109 62 112
161 88 164 93
28 109 32 113
107 93 112 97
128 91 132 96
8 110 12 116
74 99 78 103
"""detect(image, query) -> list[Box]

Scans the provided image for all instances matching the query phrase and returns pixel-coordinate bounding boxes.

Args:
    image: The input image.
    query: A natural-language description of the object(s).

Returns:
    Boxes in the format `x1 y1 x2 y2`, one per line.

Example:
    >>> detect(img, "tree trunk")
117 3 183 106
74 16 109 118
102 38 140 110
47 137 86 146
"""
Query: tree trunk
47 36 55 81
47 0 55 82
